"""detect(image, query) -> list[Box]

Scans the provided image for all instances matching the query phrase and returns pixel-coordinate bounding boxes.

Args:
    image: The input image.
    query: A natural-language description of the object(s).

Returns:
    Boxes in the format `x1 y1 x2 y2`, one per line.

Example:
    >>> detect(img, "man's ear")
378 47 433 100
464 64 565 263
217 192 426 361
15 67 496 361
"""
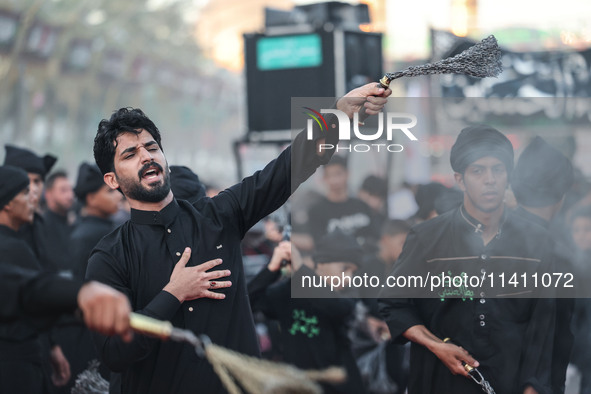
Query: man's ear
454 172 466 192
103 172 119 191
1 202 12 214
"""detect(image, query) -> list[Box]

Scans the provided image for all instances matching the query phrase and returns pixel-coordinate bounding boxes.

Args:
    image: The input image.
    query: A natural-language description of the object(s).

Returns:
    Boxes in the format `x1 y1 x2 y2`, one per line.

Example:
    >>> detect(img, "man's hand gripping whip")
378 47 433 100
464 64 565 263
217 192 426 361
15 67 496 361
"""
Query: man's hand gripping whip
443 337 496 394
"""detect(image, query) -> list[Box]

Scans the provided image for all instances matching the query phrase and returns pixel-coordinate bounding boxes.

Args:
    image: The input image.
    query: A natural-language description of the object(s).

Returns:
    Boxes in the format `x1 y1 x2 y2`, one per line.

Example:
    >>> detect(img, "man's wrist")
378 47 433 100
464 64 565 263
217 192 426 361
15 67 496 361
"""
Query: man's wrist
162 284 184 303
267 261 281 272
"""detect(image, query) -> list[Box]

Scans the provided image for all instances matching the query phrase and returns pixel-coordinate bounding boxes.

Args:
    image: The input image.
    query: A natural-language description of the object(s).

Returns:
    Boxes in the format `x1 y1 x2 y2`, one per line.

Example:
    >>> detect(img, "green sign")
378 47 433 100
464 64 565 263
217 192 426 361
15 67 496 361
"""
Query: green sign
257 34 322 71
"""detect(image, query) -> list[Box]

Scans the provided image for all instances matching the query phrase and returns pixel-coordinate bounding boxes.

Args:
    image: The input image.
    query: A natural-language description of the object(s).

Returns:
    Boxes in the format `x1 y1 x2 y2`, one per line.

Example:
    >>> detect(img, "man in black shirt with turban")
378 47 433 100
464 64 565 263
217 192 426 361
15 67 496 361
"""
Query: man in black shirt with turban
512 136 576 394
379 125 556 394
85 83 391 393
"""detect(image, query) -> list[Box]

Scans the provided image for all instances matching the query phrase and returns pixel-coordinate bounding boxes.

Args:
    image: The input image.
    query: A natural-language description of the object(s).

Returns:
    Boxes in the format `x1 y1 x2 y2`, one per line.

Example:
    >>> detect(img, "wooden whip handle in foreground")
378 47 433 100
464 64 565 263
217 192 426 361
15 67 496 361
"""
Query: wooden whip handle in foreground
129 312 173 339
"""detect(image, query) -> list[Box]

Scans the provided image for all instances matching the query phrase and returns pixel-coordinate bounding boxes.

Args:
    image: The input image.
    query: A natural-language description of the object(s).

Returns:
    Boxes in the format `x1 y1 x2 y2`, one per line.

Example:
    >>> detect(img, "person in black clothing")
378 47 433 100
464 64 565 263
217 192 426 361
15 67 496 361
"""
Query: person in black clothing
249 233 366 394
169 165 206 204
364 219 412 286
0 165 132 393
85 83 391 393
51 162 124 392
512 136 576 394
379 125 557 394
307 155 379 250
0 263 132 336
0 159 72 390
412 182 448 223
358 175 388 216
43 171 76 276
356 219 411 393
569 206 591 393
3 144 57 268
512 136 574 230
71 163 122 280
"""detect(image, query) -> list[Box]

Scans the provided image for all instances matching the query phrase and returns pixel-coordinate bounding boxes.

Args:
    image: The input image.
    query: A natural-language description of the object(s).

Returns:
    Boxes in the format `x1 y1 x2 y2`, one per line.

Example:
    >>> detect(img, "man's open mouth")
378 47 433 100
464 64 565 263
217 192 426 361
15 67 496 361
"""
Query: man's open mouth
141 165 162 182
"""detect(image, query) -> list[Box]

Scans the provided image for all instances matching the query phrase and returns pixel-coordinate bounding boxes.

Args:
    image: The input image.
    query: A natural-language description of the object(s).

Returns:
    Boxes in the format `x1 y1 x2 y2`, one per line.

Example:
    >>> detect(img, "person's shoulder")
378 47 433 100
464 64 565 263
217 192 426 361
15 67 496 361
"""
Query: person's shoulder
506 209 551 239
348 196 373 210
90 220 130 253
308 195 330 209
0 233 26 254
412 209 455 236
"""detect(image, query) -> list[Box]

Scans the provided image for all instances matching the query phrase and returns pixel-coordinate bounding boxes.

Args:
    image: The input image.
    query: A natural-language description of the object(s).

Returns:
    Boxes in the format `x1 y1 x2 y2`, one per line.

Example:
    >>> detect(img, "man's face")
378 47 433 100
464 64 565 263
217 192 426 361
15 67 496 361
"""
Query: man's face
107 129 170 203
46 177 75 213
572 217 591 252
323 164 348 195
88 184 123 217
27 173 43 212
5 186 35 228
455 156 508 214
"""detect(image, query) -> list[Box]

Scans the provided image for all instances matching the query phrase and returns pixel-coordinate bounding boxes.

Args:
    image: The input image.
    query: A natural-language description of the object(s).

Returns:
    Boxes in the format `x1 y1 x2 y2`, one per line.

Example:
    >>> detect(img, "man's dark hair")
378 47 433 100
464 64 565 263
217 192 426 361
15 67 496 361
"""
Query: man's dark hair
93 108 163 175
360 175 388 200
45 170 69 190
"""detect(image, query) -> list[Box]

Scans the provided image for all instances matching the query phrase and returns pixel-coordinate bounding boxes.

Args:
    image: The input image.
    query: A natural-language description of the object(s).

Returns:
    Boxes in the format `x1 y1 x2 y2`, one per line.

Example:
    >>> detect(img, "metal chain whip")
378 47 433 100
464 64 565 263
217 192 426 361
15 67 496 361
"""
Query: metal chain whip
358 35 502 123
463 362 496 394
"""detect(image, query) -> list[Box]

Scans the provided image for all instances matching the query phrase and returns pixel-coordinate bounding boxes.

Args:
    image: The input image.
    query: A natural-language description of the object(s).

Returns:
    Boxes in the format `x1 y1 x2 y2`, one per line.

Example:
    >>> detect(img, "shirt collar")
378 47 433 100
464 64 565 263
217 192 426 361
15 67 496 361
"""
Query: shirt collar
0 224 19 238
130 198 180 227
458 204 507 235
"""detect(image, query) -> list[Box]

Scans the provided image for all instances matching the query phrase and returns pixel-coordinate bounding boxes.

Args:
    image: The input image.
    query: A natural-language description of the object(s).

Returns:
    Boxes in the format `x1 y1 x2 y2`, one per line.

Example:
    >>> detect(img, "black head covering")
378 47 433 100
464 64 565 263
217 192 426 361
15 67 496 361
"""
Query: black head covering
313 230 363 266
0 165 30 209
74 162 105 202
3 145 57 180
512 136 574 207
450 125 514 175
170 166 206 203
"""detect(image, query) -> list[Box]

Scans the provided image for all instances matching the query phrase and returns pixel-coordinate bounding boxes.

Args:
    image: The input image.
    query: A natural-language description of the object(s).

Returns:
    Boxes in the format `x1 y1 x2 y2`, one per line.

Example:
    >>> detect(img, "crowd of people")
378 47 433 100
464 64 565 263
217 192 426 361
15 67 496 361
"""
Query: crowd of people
1 79 591 394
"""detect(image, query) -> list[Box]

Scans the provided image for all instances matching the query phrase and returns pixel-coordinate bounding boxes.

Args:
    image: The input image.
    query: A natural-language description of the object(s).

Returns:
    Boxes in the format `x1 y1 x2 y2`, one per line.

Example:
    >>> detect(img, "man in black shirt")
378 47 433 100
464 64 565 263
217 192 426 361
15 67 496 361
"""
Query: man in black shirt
71 163 122 280
249 233 366 394
85 83 391 393
512 136 576 394
42 171 76 276
2 148 74 389
52 162 124 391
0 165 132 393
379 126 556 394
3 144 57 269
307 155 379 250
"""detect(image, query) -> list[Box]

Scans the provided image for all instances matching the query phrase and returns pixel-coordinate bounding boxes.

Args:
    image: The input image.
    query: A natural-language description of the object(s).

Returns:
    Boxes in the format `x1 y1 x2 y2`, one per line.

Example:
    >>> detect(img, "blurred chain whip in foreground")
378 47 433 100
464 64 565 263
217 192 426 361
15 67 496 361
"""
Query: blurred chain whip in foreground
358 35 502 123
129 312 346 394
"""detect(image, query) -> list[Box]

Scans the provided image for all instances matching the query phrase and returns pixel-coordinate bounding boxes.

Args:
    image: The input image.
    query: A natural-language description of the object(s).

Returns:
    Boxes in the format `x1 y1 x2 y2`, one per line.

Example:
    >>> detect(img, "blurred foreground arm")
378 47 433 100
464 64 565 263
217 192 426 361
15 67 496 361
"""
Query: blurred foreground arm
0 264 132 340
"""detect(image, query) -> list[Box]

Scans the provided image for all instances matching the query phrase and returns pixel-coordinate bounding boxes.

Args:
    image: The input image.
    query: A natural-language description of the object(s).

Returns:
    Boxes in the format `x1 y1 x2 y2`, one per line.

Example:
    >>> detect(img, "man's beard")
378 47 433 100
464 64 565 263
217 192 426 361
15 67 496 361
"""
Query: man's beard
117 162 171 203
